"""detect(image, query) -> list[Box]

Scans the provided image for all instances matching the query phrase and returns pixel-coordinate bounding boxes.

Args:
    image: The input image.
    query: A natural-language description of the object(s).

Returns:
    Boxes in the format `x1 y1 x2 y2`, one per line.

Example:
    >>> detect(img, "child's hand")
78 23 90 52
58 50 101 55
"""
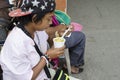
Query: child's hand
46 46 65 59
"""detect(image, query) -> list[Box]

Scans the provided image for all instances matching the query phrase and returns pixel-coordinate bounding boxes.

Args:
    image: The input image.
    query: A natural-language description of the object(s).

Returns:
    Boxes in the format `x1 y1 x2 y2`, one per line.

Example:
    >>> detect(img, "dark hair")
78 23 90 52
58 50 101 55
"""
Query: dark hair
9 10 54 31
9 0 56 29
17 12 46 26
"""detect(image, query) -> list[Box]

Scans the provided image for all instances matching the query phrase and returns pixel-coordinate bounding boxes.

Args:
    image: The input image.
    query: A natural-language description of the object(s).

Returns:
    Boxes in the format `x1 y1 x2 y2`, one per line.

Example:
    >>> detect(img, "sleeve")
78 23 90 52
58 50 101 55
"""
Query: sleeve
34 31 49 53
3 38 40 80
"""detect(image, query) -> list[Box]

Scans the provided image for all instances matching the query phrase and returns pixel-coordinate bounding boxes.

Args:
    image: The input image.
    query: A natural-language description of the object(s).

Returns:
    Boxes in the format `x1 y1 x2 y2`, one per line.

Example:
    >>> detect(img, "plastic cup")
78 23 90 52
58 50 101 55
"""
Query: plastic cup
53 37 66 48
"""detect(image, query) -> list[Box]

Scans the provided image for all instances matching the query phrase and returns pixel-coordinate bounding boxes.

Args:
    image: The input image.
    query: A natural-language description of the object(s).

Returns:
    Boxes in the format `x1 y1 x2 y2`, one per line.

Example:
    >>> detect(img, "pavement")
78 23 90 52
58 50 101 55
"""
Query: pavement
67 0 120 80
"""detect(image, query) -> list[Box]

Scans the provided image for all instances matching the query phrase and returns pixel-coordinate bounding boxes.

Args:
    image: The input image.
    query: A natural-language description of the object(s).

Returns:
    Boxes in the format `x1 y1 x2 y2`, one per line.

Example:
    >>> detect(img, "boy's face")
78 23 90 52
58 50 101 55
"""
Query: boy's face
35 12 54 31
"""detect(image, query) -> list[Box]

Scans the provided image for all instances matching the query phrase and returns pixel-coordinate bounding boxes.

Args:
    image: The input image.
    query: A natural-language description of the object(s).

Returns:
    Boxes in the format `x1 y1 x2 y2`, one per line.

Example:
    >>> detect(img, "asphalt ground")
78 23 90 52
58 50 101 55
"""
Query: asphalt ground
68 0 120 80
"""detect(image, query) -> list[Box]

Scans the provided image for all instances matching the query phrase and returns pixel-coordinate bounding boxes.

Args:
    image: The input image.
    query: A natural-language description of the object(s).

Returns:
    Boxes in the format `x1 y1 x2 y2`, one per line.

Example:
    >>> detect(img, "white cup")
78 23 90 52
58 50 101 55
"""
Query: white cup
53 37 66 48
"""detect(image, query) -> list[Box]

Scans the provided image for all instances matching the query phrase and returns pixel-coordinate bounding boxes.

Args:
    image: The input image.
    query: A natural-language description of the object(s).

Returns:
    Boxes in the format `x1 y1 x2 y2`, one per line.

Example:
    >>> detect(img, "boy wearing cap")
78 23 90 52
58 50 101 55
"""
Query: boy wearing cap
0 0 66 80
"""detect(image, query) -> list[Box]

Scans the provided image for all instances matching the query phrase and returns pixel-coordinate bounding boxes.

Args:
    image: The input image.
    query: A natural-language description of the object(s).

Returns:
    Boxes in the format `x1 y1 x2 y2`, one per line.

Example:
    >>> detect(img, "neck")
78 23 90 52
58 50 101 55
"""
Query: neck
24 25 35 39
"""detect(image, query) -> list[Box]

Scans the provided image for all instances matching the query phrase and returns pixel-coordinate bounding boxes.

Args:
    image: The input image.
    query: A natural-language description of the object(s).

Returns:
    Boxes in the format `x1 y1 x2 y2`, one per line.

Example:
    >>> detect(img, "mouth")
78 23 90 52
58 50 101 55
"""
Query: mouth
44 25 50 29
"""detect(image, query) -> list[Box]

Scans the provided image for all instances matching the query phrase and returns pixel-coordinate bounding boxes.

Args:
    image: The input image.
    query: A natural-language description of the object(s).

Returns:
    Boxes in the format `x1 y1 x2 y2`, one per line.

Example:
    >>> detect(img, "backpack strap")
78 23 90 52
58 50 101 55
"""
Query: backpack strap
18 25 51 78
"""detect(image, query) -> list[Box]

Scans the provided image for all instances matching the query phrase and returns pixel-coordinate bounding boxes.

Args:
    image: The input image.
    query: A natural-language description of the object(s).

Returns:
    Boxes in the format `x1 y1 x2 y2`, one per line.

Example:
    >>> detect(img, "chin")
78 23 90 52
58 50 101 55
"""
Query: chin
38 28 47 31
46 25 50 28
37 26 49 31
36 28 43 31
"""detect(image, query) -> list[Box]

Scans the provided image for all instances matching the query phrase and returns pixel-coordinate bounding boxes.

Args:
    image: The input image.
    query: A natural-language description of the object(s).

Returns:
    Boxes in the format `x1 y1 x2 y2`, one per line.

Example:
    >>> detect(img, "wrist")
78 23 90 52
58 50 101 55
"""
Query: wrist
44 54 50 60
41 56 49 66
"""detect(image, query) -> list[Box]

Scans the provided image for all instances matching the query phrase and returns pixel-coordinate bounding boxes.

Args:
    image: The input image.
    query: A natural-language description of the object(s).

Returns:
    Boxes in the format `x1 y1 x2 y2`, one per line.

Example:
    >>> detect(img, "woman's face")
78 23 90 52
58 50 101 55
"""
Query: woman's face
34 12 54 31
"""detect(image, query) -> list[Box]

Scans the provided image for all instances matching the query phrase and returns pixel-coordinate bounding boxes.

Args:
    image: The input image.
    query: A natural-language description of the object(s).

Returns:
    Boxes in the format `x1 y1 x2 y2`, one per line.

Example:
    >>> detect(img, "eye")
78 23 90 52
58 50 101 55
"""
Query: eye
47 18 51 21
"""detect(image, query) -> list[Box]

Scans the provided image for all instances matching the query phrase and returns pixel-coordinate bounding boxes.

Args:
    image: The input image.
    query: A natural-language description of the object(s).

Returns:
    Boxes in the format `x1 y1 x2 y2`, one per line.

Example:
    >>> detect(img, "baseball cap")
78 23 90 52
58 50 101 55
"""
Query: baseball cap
9 0 56 17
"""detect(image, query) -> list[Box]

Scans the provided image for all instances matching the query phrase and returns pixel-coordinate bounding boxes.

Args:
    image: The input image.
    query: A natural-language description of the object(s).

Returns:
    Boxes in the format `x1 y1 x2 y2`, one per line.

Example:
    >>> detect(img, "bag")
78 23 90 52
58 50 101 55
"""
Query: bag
19 25 51 78
53 69 70 80
0 66 3 80
54 10 71 25
71 22 83 31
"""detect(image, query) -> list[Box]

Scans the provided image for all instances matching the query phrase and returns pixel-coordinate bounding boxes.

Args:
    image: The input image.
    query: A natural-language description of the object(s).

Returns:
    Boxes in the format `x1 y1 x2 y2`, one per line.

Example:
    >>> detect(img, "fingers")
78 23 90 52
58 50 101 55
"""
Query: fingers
68 25 74 31
57 45 65 50
55 46 65 56
57 51 64 57
46 46 65 59
59 24 68 31
51 45 65 49
58 25 74 37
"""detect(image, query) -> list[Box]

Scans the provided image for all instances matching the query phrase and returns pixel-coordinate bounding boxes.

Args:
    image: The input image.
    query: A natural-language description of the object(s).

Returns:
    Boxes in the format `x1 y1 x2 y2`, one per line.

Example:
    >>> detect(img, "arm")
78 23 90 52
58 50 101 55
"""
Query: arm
45 24 67 46
31 46 65 80
46 46 65 59
45 24 67 37
32 57 47 80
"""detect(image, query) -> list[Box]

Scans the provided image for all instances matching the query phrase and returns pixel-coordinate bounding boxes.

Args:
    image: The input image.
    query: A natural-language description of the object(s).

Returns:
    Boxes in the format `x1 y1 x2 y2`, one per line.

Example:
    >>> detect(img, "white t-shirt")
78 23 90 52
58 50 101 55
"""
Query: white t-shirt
0 27 49 80
34 31 49 54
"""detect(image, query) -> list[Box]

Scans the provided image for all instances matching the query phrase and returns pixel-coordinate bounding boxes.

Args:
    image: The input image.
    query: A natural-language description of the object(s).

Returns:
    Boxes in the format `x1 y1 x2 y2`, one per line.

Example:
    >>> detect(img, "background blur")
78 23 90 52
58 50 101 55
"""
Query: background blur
67 0 120 80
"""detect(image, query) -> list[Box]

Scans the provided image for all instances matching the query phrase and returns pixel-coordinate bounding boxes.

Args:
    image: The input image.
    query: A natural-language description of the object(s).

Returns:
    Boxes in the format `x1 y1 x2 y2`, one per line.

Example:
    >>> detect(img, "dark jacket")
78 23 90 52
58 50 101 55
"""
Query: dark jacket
0 0 10 8
0 0 10 19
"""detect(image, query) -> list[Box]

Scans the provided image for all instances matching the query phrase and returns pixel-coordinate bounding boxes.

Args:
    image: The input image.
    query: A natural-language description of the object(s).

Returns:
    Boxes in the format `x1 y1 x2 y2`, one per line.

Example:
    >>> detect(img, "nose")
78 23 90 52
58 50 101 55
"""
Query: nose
49 18 52 25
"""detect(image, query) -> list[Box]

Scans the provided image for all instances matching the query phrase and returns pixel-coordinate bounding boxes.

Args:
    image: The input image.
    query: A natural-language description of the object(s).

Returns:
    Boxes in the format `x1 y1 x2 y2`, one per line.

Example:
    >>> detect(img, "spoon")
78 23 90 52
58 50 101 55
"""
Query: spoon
61 26 71 38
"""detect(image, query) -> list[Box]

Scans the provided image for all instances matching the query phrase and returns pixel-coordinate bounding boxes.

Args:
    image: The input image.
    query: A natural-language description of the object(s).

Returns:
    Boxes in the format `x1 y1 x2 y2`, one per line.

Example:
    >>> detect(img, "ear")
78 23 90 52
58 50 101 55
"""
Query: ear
32 14 42 24
32 14 37 23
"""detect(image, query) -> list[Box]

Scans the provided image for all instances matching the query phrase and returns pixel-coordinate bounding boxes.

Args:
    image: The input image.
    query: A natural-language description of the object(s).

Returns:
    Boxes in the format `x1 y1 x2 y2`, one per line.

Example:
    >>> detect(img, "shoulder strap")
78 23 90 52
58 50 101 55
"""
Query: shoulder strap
18 25 51 78
34 41 51 78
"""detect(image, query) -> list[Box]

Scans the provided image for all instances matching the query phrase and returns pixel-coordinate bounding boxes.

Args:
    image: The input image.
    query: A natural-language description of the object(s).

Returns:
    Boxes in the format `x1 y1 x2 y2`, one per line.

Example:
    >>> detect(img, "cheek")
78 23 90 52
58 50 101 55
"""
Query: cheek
42 21 49 27
36 22 47 30
34 23 43 30
36 19 50 30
